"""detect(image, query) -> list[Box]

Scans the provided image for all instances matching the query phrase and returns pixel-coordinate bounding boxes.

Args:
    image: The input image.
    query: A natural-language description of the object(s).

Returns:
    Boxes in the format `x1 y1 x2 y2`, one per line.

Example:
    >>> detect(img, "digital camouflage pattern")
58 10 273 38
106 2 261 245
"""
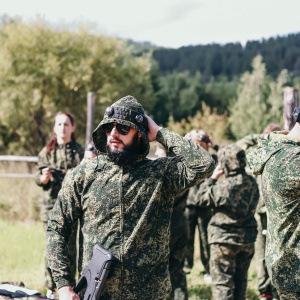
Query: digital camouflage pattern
184 149 216 276
46 95 215 300
236 133 266 213
158 145 189 300
196 144 259 245
36 141 84 289
36 141 84 222
196 144 259 300
210 243 255 300
92 95 149 156
236 133 279 298
167 191 189 300
247 132 300 294
184 183 211 275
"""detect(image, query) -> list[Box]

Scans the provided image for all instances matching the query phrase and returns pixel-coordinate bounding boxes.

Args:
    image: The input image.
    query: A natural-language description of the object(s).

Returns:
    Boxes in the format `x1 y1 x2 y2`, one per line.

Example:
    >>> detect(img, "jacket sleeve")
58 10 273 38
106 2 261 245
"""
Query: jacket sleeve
236 133 264 154
156 128 215 196
195 177 234 208
46 164 85 289
35 147 51 188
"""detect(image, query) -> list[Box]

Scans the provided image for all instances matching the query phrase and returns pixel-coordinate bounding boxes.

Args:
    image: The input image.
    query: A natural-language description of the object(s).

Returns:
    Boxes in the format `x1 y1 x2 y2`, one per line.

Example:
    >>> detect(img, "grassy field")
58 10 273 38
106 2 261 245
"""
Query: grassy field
0 220 45 290
0 161 260 299
0 161 40 221
0 220 259 299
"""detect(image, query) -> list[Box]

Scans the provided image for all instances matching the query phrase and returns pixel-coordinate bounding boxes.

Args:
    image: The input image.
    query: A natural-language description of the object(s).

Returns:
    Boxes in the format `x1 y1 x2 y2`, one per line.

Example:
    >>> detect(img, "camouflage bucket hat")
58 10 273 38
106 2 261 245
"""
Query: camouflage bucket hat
92 95 149 155
219 144 246 175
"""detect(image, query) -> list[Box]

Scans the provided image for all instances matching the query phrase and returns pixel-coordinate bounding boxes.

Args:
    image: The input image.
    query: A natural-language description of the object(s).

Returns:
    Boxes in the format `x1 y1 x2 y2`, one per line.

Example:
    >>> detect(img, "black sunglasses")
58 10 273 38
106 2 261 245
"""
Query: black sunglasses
102 123 131 135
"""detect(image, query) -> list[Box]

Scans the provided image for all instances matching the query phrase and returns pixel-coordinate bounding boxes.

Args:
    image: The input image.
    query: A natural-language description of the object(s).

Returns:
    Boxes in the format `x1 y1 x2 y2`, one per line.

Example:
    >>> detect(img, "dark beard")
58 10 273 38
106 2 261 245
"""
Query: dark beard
106 133 139 166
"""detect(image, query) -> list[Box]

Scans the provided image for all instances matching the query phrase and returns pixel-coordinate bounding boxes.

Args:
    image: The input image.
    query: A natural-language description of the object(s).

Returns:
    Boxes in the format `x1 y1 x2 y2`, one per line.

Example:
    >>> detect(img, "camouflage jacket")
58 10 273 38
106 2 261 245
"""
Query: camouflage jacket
35 141 84 222
236 133 266 214
196 144 259 245
186 154 217 207
46 128 214 299
247 132 300 292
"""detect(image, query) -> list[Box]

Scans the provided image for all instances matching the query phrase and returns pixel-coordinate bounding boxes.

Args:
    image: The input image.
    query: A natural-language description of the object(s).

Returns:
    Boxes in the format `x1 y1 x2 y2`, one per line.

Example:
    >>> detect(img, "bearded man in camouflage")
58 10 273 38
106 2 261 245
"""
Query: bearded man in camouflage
46 95 215 300
247 115 300 300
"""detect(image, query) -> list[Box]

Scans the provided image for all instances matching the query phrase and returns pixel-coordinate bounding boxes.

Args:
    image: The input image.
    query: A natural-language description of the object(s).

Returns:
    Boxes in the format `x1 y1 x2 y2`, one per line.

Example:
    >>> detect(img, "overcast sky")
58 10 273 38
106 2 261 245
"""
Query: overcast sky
2 0 300 48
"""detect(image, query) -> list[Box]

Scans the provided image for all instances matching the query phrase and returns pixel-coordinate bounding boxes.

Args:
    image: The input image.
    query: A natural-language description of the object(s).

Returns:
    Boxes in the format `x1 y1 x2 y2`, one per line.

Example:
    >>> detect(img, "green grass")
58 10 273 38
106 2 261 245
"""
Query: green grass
0 161 260 298
0 220 45 291
0 222 260 299
0 161 40 221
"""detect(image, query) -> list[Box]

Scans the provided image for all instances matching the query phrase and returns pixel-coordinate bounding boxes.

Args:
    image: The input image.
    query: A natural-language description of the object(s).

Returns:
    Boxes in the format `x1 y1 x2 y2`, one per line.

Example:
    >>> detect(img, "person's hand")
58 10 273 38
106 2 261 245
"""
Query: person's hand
207 135 215 149
58 286 79 300
40 167 53 184
145 115 162 142
211 164 224 180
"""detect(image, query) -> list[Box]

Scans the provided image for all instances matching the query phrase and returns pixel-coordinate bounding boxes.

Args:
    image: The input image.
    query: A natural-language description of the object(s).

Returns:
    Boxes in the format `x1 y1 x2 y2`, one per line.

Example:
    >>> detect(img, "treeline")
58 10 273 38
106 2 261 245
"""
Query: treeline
0 17 299 156
152 33 300 79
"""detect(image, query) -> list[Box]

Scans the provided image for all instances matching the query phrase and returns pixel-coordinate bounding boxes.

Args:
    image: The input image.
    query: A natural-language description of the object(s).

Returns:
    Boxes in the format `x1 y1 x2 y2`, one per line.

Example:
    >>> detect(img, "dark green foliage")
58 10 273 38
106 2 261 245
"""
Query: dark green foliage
149 72 236 126
153 33 300 79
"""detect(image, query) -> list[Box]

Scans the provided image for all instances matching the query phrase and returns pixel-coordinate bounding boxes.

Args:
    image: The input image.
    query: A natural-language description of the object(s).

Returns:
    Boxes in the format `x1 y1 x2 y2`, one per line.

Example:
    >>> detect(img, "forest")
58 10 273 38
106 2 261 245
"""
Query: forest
0 16 299 155
152 33 300 79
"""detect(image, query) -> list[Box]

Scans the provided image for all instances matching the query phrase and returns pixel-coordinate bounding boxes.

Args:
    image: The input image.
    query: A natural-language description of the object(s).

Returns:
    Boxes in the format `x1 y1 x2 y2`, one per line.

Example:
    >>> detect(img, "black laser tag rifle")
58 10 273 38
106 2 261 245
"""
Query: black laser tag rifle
73 244 115 300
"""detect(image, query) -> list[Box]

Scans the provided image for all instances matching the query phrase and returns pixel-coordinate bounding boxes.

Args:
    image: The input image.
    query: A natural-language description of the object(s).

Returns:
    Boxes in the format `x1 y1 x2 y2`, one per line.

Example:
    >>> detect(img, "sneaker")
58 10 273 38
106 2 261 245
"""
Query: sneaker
258 293 273 300
203 273 212 284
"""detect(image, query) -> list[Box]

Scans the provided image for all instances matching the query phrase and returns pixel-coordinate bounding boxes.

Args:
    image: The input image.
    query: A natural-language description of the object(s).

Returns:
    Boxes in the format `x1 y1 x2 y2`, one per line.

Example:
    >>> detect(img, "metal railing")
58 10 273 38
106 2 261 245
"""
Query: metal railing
0 155 37 178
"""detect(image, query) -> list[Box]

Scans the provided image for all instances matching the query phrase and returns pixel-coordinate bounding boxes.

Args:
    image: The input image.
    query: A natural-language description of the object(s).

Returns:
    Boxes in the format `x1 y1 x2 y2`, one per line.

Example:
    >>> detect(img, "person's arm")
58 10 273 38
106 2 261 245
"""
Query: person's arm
46 164 85 290
236 133 264 153
146 115 215 195
195 176 234 208
194 163 226 207
35 148 53 188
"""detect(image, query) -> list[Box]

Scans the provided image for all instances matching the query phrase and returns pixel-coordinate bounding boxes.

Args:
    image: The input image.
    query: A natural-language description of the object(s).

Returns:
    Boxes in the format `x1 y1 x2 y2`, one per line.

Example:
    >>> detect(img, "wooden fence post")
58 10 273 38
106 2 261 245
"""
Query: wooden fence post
283 87 299 130
85 92 96 147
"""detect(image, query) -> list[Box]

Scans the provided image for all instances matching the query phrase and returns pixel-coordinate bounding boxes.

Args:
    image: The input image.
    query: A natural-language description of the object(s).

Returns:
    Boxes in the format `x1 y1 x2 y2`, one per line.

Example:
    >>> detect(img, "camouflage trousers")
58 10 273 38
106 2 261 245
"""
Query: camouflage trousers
210 243 254 300
184 206 211 274
255 212 279 298
167 209 189 300
44 221 78 289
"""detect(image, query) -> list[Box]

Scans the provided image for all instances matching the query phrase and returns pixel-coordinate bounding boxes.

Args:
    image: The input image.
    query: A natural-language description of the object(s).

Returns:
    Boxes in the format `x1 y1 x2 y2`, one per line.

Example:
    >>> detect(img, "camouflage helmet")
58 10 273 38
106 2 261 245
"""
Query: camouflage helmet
219 144 246 176
92 95 149 155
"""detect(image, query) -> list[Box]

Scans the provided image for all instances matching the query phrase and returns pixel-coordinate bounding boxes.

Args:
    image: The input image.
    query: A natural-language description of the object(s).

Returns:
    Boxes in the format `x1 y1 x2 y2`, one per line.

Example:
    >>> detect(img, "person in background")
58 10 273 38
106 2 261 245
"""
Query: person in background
155 141 189 300
236 123 281 300
196 144 259 300
184 129 218 283
46 95 215 300
35 111 84 296
247 112 300 300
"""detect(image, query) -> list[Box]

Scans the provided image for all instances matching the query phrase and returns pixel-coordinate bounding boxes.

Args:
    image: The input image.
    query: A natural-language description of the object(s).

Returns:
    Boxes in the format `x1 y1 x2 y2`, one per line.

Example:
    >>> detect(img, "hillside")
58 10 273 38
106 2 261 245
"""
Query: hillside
152 32 300 79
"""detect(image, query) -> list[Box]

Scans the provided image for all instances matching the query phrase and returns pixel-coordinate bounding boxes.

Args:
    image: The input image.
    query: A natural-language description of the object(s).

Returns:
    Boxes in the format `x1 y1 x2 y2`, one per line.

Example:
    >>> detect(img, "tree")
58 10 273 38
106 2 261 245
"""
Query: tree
229 55 290 139
267 69 291 124
167 102 229 144
149 71 205 125
0 19 156 155
229 55 270 139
